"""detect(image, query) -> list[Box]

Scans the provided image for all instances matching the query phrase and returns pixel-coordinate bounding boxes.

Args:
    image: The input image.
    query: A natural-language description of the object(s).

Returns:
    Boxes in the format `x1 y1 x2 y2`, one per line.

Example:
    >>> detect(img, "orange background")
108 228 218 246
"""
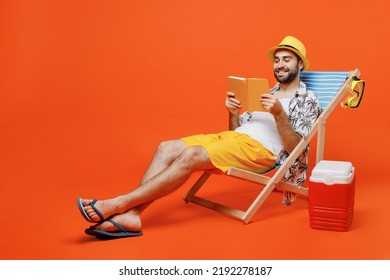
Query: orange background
1 0 389 259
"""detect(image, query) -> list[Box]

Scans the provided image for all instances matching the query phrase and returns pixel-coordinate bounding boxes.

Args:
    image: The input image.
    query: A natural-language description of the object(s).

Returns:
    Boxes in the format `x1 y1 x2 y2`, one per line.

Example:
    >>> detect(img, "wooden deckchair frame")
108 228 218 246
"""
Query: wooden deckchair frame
184 69 361 224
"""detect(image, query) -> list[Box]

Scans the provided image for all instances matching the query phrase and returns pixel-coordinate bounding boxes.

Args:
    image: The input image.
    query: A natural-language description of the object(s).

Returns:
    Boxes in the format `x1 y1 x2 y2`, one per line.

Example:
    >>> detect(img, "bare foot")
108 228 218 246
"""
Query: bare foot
81 198 122 222
91 209 142 232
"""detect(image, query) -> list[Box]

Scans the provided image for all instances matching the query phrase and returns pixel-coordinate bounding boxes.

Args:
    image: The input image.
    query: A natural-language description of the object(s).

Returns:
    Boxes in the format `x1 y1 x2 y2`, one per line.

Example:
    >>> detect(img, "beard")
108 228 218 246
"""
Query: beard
274 64 300 84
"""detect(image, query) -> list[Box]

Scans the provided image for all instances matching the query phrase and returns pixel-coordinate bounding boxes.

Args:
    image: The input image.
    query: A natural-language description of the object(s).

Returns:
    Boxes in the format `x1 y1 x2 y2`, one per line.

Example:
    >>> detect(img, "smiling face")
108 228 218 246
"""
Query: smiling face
273 49 304 84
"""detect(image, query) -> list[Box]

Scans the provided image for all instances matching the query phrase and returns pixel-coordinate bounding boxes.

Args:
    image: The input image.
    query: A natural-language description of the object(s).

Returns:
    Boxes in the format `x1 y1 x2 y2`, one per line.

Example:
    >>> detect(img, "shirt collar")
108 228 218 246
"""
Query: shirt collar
270 80 307 97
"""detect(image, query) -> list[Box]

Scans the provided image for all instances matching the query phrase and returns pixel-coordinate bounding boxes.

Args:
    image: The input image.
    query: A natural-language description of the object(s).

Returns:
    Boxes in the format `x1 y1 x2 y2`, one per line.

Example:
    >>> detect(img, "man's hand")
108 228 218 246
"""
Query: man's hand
225 91 241 115
261 93 301 153
260 94 284 116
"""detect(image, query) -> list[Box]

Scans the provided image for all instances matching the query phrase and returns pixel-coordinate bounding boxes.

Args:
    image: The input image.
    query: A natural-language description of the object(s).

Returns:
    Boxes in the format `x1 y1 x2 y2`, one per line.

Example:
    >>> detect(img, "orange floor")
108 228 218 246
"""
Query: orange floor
1 156 389 260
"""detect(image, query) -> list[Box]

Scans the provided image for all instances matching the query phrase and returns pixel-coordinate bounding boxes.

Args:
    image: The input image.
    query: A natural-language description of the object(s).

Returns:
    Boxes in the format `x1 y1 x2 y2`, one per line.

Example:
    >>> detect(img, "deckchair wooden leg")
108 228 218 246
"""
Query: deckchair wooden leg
242 180 276 224
316 118 326 163
183 171 211 202
186 196 247 221
184 171 247 221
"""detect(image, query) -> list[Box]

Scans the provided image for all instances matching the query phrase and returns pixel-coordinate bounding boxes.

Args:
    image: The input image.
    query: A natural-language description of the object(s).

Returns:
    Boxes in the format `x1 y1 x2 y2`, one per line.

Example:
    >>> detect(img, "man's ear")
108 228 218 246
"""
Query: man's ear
299 59 304 71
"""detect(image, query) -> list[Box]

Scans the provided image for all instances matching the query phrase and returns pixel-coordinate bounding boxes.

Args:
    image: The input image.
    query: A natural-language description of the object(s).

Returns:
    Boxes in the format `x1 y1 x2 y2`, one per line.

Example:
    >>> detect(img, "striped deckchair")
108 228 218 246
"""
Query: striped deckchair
184 69 364 224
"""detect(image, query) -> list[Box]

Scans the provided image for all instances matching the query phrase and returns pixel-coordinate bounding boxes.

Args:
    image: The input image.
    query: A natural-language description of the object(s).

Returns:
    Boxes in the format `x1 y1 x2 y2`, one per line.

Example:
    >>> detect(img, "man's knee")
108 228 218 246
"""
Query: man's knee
156 140 186 159
177 146 211 170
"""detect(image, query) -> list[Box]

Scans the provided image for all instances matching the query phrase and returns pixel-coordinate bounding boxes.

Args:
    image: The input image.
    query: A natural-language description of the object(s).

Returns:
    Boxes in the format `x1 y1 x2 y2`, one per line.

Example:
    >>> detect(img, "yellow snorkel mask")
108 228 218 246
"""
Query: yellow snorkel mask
341 76 365 108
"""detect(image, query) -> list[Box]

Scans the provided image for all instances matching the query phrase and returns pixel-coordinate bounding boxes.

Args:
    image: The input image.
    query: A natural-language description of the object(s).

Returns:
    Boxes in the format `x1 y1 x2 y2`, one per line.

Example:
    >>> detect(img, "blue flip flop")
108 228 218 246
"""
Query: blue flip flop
77 198 104 223
85 219 143 240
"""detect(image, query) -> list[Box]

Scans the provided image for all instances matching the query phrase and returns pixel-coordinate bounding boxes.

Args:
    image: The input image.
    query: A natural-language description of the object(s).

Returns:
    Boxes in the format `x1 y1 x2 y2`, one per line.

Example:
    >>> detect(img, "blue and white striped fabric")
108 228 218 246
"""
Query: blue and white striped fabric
300 71 349 110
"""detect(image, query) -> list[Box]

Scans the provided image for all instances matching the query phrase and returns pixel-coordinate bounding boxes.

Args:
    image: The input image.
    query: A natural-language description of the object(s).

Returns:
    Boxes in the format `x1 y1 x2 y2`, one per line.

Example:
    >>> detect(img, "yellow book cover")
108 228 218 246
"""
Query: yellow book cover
226 76 270 112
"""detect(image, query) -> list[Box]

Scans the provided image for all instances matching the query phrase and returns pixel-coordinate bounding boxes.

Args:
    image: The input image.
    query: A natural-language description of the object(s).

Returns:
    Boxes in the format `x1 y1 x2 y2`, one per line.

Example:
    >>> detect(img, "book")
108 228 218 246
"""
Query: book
226 76 270 112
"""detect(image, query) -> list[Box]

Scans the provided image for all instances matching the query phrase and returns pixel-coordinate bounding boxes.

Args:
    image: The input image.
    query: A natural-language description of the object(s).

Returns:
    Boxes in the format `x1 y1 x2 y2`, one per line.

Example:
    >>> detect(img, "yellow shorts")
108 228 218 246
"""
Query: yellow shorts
181 131 276 174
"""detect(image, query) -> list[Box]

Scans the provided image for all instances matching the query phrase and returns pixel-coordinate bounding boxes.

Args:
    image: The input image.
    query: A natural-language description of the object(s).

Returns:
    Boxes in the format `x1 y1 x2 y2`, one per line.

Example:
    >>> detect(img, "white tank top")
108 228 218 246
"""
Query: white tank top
235 98 291 161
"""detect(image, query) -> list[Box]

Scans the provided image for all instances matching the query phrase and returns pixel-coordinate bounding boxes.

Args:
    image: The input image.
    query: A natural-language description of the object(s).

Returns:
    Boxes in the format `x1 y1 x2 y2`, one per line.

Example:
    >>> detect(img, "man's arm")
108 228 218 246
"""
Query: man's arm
273 111 302 153
229 112 240 130
261 94 301 154
226 91 241 130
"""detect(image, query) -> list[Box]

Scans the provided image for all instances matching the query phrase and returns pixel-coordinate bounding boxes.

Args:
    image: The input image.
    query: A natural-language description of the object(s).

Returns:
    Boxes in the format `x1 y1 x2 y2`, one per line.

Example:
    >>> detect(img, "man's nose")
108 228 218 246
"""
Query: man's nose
276 61 286 69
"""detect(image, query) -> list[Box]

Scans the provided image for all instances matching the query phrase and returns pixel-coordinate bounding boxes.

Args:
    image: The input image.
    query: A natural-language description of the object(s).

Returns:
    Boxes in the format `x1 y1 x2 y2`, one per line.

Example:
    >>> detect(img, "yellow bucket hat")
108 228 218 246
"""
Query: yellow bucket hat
267 36 310 70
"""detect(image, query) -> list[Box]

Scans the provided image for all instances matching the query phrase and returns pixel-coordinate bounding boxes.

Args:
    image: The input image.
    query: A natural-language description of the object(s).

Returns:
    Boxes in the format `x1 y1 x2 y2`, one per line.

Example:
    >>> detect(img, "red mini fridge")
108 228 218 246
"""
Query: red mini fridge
308 160 355 231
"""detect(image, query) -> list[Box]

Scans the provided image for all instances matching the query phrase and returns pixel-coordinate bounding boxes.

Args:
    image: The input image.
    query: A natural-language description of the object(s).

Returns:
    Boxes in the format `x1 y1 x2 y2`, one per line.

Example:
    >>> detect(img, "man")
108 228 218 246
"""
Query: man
77 36 321 239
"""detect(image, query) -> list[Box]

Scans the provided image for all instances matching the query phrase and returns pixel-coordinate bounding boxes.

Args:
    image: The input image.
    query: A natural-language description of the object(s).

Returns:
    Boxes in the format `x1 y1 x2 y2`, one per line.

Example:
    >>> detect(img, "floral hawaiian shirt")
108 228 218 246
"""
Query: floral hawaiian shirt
272 80 322 205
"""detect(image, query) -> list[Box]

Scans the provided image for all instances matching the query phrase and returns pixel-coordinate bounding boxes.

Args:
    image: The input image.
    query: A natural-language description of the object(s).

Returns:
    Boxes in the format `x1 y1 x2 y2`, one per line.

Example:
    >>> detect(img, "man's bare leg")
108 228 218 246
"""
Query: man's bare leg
80 140 186 222
81 140 214 230
140 139 188 185
87 140 189 231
